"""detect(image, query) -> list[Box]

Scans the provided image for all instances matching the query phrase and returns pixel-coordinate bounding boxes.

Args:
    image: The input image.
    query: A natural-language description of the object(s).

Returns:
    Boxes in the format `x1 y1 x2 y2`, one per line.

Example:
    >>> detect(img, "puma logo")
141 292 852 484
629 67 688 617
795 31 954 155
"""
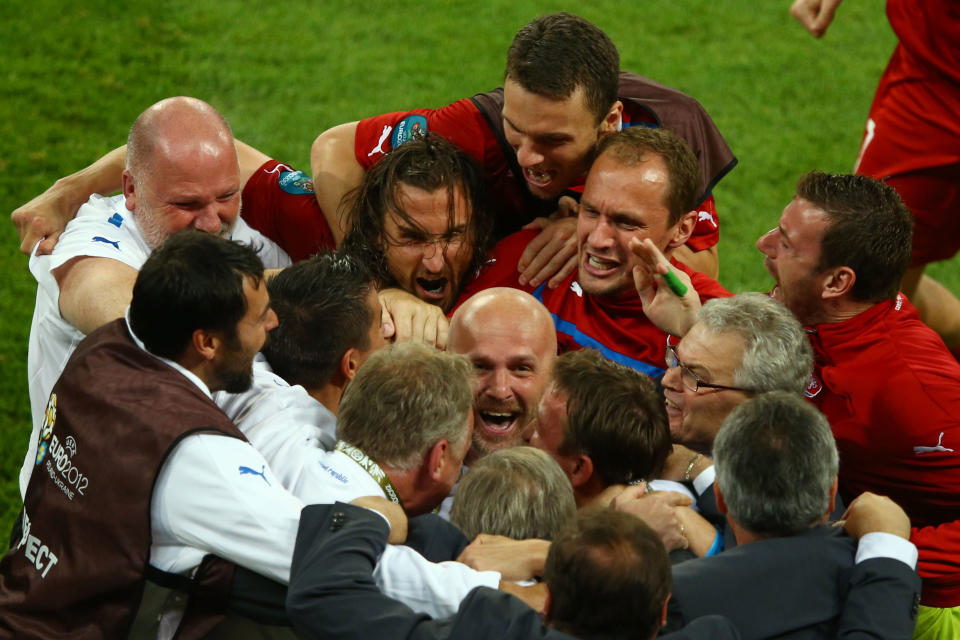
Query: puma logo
697 211 717 228
91 236 120 250
914 432 954 454
265 163 293 175
368 125 393 157
238 464 271 485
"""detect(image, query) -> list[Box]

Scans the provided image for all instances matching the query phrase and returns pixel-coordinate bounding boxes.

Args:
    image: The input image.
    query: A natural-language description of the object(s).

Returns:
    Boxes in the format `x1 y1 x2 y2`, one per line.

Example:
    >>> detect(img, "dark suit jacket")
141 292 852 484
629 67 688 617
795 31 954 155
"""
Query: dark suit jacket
287 503 739 640
663 525 920 640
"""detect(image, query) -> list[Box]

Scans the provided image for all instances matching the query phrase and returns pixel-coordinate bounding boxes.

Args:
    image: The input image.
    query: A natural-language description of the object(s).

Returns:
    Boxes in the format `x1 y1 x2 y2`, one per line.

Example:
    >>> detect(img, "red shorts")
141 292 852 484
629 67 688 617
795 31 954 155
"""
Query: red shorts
884 165 960 266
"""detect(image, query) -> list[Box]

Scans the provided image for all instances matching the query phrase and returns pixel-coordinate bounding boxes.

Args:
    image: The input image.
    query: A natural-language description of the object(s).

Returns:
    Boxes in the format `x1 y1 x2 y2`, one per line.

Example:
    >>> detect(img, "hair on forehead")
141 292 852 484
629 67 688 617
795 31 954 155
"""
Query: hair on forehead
506 12 619 124
596 127 702 225
341 133 493 288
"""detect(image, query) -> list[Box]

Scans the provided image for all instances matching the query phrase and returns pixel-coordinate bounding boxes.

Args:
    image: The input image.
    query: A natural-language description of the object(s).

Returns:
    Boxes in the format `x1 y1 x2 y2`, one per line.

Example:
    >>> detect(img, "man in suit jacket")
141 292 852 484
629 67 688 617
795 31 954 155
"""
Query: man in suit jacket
287 499 738 640
662 392 921 639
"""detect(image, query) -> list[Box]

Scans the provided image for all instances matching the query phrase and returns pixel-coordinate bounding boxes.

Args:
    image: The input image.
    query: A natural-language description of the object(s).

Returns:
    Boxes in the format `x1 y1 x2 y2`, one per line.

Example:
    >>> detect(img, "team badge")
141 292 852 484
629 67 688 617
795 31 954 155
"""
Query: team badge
36 394 57 465
278 170 315 195
391 115 428 148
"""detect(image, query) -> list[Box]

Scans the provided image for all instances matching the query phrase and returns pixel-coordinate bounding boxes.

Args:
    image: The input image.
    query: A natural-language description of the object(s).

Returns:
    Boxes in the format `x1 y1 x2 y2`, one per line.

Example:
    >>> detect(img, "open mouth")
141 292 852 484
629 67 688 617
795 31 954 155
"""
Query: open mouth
415 276 448 301
582 253 620 277
477 409 521 436
524 166 555 189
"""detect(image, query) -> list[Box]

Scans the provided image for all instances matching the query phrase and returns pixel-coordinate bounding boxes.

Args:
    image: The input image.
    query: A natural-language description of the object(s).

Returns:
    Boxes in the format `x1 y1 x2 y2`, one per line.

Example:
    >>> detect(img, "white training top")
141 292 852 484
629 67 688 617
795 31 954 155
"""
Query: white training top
22 193 291 497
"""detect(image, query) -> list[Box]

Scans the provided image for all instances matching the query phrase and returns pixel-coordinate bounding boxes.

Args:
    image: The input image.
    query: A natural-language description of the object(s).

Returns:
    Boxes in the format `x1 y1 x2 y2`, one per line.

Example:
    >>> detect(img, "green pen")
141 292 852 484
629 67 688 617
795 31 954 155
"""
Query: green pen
662 269 688 297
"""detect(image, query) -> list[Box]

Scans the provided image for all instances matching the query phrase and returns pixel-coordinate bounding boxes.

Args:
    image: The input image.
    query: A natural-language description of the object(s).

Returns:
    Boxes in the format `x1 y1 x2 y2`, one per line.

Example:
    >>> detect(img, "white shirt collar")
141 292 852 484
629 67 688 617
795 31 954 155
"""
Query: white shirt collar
124 307 212 399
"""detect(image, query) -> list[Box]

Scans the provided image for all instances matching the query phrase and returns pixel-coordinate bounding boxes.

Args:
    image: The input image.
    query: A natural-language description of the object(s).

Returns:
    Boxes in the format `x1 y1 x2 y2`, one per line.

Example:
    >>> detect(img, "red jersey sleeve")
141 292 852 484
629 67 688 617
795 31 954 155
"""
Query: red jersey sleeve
240 159 335 262
354 99 499 171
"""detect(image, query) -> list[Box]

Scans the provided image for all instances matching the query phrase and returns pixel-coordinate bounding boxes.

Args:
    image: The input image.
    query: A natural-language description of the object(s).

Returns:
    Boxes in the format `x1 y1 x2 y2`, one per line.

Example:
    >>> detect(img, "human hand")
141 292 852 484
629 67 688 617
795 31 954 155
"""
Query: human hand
377 288 449 349
349 496 409 544
456 534 551 581
11 184 77 255
517 202 579 289
610 484 692 551
630 237 700 337
840 492 911 540
790 0 843 38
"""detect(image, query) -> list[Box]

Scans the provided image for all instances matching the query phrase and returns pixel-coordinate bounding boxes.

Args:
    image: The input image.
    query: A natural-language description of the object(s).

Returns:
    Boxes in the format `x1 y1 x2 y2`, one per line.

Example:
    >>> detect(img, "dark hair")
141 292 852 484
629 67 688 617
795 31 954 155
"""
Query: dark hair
713 391 838 537
341 133 493 289
506 13 620 124
129 229 263 359
552 349 671 486
596 127 702 225
797 171 913 303
545 508 670 640
261 251 378 391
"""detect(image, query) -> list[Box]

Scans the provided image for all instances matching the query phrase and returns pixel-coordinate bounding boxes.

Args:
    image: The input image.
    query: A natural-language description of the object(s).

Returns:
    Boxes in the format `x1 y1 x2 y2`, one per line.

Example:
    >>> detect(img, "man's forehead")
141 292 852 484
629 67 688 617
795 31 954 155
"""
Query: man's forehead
679 324 744 372
780 197 830 245
388 183 472 231
503 79 595 133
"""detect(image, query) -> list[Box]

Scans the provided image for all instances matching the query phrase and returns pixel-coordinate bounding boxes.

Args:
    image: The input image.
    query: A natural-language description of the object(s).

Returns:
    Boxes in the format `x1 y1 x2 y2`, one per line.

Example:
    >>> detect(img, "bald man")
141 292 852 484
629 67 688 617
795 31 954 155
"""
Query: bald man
448 288 557 463
22 96 290 498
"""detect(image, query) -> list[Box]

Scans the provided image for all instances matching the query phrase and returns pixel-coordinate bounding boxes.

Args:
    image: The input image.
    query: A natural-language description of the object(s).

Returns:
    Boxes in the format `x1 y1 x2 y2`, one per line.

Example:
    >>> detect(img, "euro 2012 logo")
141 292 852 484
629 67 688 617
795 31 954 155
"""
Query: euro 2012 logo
35 394 57 465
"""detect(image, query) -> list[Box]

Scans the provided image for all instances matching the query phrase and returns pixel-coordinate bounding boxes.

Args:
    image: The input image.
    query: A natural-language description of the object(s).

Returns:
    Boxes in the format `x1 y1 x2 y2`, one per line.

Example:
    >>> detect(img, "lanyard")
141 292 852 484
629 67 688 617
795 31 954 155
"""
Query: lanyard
335 441 404 510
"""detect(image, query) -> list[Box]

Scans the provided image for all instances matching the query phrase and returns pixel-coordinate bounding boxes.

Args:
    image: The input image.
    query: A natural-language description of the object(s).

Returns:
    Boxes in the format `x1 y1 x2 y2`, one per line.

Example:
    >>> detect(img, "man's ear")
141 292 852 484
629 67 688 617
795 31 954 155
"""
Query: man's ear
122 170 138 213
665 211 697 251
426 438 451 481
714 481 728 515
600 100 623 136
341 347 362 382
821 266 856 300
568 454 594 489
191 329 220 362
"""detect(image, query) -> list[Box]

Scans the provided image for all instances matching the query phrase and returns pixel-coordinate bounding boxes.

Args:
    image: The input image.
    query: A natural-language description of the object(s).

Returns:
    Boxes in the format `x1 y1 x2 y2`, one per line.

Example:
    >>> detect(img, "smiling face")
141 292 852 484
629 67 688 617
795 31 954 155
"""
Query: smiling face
383 183 474 313
577 153 687 298
756 197 831 325
661 323 750 454
449 309 556 461
502 79 619 200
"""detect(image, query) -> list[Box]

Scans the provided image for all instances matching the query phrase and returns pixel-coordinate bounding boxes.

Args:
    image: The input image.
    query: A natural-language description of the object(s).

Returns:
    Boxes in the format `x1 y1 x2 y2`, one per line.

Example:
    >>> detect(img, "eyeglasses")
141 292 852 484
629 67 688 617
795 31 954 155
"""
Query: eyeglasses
665 345 753 394
390 229 467 258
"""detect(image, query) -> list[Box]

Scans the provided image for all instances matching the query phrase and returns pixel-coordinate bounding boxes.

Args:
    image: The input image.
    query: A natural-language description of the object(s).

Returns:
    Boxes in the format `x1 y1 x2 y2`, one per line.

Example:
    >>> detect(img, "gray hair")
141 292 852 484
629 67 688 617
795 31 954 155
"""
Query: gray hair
337 342 474 471
696 293 812 394
451 446 576 540
713 392 838 536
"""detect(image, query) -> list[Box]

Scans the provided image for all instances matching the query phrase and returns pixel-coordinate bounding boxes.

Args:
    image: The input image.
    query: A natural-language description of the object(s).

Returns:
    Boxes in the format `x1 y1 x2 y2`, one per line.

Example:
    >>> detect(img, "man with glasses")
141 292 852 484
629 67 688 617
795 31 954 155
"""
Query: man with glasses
340 134 494 344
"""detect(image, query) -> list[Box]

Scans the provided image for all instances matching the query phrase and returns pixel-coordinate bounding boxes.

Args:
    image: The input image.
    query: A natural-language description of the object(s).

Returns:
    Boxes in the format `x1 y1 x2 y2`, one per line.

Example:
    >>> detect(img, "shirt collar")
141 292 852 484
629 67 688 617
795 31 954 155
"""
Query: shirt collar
124 307 213 399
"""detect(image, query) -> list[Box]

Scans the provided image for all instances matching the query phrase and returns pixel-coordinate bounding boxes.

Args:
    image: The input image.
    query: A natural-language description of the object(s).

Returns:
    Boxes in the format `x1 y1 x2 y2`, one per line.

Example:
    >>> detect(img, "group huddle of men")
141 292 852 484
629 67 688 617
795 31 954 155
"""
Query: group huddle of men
3 8 959 640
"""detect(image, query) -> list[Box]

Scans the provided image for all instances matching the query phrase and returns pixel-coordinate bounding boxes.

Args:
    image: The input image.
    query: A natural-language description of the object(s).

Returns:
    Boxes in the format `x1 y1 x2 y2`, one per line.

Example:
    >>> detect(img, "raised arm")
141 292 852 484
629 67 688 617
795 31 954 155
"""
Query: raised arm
311 121 365 245
12 147 127 255
13 139 273 256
